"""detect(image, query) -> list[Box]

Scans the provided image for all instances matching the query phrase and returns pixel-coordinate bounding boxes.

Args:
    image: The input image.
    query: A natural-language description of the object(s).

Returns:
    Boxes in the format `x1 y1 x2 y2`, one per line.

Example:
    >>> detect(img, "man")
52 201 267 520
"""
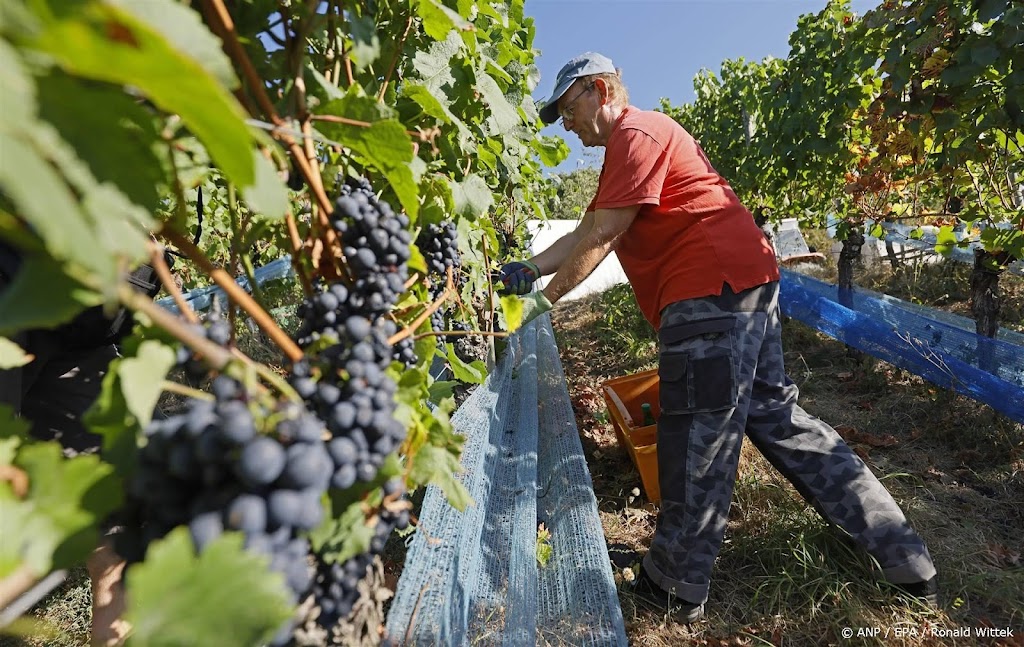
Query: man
0 240 160 646
500 52 937 622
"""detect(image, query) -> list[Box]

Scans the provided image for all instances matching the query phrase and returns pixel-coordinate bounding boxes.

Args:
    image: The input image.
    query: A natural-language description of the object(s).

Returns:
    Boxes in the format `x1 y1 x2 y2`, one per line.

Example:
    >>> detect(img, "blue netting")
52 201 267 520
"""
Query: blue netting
156 257 294 313
780 269 1024 422
386 314 626 646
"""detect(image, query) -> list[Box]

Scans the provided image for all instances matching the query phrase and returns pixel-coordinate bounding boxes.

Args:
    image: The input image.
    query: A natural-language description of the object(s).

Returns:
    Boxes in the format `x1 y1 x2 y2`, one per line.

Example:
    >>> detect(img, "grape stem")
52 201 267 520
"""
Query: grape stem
378 14 414 102
120 285 233 370
148 241 198 324
160 229 305 364
284 210 314 296
480 233 495 336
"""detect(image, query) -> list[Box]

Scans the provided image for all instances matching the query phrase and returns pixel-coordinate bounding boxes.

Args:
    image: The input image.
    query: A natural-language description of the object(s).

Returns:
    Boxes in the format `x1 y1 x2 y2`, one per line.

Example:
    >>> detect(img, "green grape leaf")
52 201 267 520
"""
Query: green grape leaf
407 243 429 275
83 356 141 479
0 256 99 335
475 66 521 134
347 13 380 71
125 528 294 647
934 110 959 135
402 82 452 123
0 337 31 369
117 0 238 88
0 404 29 443
415 0 471 41
0 39 36 128
427 379 457 404
531 136 570 167
0 442 122 577
935 225 957 256
445 343 486 384
310 498 376 565
412 32 461 96
500 294 523 332
36 72 165 212
414 332 438 370
117 340 175 429
317 89 419 217
0 132 113 282
869 223 885 239
407 443 471 511
32 1 256 188
241 149 288 220
448 174 494 220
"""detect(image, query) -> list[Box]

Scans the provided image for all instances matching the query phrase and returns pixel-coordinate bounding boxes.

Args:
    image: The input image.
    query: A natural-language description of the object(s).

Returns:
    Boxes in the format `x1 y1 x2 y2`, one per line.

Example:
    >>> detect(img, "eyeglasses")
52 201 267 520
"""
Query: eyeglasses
557 82 595 125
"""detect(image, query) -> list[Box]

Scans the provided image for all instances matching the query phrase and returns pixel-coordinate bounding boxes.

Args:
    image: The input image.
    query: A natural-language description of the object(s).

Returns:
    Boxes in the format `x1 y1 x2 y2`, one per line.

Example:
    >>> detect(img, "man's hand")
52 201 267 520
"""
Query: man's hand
498 260 540 295
519 291 553 327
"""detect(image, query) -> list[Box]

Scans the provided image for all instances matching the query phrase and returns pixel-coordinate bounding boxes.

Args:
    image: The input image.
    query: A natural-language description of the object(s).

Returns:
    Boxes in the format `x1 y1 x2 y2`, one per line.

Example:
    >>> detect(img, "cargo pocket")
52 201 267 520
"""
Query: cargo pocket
658 316 738 415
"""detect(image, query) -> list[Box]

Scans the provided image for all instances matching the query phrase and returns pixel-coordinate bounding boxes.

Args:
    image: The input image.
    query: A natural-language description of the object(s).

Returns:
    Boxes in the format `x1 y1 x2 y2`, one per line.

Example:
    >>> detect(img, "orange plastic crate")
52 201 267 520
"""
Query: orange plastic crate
600 369 661 504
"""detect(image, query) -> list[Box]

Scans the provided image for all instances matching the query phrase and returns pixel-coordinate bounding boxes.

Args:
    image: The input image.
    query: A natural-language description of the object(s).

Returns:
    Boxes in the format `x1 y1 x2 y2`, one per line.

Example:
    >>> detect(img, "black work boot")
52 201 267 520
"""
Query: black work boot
630 566 705 623
891 576 938 609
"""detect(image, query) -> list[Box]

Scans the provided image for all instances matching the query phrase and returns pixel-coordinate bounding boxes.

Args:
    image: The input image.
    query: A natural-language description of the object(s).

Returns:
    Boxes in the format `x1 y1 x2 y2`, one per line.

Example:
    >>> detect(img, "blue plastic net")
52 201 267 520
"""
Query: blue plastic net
385 314 627 646
780 269 1024 422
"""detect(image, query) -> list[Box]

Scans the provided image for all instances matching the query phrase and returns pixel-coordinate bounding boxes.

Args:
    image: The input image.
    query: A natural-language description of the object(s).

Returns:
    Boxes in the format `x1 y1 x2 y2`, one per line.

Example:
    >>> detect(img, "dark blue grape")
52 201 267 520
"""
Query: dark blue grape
235 437 286 487
226 494 267 534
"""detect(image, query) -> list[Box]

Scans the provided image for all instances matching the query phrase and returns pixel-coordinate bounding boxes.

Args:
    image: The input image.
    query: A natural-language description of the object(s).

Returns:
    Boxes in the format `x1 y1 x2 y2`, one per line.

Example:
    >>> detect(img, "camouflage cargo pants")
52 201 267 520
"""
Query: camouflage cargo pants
642 281 936 604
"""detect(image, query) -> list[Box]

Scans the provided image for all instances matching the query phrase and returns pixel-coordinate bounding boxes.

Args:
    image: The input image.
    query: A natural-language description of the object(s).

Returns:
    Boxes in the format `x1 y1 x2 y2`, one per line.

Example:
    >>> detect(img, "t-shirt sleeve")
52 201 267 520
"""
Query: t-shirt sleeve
593 127 668 209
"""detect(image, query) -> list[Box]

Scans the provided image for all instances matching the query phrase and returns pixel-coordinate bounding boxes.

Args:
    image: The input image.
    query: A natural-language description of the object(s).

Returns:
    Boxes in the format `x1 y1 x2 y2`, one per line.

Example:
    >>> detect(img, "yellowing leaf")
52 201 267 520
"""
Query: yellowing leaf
500 294 523 332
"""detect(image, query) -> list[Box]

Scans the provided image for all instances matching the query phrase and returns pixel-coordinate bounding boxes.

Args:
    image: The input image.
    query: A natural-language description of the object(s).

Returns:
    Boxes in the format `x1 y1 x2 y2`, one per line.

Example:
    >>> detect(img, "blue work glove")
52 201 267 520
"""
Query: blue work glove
498 259 540 295
519 291 553 327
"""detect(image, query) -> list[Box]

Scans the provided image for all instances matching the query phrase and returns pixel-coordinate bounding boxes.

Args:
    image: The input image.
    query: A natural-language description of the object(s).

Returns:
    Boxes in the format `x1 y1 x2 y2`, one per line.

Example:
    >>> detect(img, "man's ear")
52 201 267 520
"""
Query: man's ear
594 78 609 104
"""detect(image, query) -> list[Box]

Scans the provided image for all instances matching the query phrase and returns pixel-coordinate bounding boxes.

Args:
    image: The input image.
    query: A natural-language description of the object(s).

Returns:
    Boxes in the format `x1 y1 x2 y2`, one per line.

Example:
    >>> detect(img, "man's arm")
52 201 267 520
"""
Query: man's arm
541 205 640 303
527 211 596 276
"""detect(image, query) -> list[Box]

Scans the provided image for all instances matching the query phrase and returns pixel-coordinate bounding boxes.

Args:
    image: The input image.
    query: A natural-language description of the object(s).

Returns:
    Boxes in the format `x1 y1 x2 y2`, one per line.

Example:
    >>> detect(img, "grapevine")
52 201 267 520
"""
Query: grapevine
0 0 562 645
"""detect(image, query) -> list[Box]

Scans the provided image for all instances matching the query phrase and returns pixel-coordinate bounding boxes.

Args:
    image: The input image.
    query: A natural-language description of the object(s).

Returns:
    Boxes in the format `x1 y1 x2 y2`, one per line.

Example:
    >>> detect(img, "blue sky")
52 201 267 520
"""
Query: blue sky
526 0 878 172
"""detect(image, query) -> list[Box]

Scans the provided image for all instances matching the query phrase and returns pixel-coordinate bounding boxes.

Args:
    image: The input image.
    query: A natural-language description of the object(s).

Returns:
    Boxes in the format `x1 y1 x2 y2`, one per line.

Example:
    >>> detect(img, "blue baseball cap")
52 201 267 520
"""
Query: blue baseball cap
538 52 616 125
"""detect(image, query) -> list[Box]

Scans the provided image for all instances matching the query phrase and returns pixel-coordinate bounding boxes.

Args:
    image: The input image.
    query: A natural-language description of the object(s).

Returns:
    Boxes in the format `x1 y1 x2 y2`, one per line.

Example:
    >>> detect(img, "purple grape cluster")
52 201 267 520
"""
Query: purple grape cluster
310 479 410 627
416 221 460 278
416 221 464 342
121 178 417 644
286 178 414 632
294 178 416 369
116 376 323 604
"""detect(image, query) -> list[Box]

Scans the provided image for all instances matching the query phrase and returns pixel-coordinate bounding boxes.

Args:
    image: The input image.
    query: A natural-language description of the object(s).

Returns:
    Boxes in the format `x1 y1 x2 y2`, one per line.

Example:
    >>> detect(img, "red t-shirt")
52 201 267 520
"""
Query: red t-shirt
589 107 779 330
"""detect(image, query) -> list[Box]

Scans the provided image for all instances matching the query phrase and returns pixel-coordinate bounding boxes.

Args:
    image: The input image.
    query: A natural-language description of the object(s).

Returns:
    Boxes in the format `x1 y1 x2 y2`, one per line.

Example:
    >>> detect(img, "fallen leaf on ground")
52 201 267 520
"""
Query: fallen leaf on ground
835 424 898 447
982 543 1021 569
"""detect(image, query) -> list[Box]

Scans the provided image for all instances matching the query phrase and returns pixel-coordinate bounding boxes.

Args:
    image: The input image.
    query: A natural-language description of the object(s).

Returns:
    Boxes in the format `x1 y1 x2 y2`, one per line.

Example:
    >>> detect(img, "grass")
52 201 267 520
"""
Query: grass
0 569 92 647
550 237 1024 646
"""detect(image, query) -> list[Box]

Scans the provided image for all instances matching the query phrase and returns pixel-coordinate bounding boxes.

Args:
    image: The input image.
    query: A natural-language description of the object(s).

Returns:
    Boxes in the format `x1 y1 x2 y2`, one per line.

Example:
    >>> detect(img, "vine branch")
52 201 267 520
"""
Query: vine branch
378 14 414 102
203 0 341 272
